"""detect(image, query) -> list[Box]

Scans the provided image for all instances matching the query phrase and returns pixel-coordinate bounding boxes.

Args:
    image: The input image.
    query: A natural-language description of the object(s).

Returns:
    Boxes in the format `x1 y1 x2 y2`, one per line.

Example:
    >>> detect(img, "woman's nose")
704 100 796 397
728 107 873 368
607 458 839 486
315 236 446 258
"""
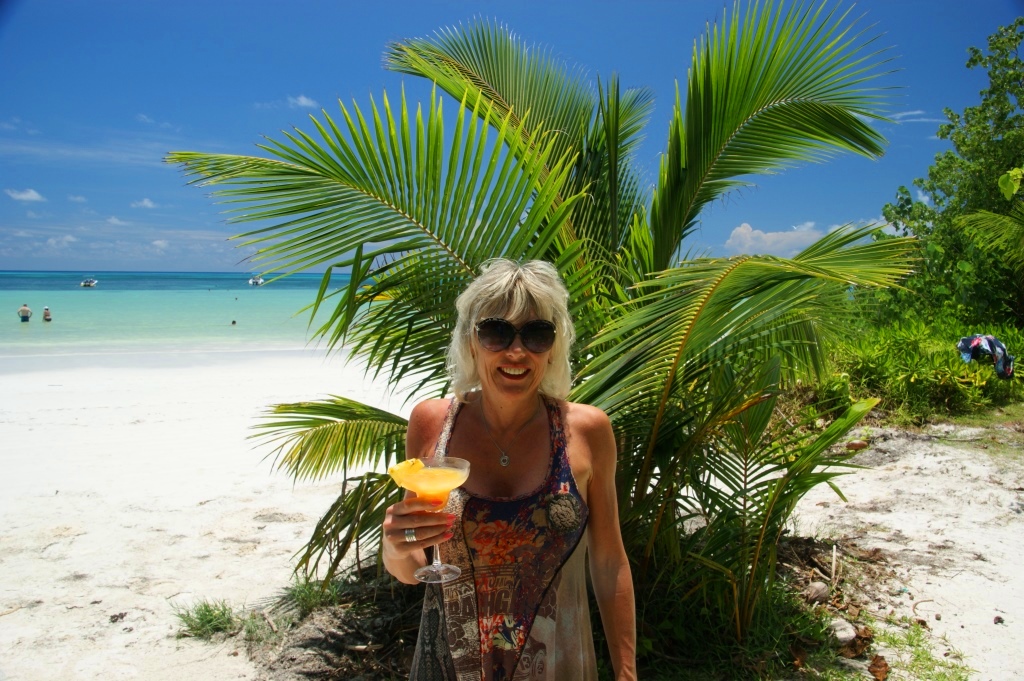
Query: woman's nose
505 335 527 355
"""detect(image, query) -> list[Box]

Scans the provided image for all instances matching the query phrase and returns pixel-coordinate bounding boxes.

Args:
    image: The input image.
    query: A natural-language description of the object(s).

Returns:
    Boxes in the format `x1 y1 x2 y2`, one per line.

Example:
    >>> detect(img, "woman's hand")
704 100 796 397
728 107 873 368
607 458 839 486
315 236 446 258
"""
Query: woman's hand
381 496 455 584
386 399 457 583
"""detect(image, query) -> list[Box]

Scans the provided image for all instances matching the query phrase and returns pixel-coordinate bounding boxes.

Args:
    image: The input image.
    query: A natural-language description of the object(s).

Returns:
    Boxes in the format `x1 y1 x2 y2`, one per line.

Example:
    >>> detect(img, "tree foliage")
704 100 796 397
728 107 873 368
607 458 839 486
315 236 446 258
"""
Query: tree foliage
874 18 1024 326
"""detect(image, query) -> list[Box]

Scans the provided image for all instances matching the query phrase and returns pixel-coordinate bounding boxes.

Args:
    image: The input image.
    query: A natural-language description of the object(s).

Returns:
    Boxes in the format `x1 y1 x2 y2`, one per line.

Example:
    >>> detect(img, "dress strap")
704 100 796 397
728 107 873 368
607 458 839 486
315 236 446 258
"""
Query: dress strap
432 398 463 458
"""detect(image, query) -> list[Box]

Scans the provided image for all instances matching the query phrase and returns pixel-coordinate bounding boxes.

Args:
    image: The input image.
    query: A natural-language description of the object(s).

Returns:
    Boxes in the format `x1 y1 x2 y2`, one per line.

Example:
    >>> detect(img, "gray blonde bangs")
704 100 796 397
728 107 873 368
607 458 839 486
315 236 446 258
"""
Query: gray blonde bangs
448 259 575 401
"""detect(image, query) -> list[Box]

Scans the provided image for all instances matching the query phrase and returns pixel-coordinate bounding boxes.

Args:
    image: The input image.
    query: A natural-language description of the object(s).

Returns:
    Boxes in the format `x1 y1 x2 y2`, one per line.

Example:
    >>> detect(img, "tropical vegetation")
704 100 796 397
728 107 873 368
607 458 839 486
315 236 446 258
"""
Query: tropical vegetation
163 1 1024 675
864 17 1024 328
839 17 1024 426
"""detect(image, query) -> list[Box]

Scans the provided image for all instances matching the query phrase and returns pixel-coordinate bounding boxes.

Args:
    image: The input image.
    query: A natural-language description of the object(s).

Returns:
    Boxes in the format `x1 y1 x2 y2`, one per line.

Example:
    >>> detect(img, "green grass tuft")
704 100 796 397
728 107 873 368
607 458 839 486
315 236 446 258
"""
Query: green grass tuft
284 575 346 619
874 617 973 680
174 599 238 639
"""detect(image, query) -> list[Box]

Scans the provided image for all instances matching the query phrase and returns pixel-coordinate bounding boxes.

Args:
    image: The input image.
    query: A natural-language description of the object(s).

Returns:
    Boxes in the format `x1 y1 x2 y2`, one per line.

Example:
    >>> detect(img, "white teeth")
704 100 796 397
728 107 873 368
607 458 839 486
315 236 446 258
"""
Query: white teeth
502 367 527 375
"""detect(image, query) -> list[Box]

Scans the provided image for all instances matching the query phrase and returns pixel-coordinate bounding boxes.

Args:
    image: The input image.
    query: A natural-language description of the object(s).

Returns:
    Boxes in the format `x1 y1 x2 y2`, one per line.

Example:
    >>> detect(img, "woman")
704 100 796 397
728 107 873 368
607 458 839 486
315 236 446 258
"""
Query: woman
382 259 637 681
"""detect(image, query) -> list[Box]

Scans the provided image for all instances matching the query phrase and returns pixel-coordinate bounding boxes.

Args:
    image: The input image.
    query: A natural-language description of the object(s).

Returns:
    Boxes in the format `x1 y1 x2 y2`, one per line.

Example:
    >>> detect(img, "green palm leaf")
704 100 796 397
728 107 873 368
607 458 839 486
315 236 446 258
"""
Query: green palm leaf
385 20 597 174
682 386 875 639
168 86 588 391
385 20 655 281
574 226 915 501
293 472 400 583
251 398 408 581
651 0 894 269
252 397 408 481
958 202 1024 272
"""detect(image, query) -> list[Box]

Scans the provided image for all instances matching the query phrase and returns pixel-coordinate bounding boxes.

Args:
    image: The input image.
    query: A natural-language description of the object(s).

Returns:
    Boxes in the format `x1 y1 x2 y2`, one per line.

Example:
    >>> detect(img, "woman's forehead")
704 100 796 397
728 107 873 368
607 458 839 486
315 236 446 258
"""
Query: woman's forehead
481 305 543 323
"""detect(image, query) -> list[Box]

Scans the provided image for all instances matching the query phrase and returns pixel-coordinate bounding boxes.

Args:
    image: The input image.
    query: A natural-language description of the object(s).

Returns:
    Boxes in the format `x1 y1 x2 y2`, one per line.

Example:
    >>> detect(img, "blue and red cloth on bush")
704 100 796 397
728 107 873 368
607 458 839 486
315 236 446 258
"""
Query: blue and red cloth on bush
957 334 1015 379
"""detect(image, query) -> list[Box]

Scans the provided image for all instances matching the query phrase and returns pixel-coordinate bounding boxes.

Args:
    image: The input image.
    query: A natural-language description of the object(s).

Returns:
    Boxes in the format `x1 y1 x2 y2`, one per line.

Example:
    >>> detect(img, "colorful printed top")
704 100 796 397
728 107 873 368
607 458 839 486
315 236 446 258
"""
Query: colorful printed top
410 396 596 681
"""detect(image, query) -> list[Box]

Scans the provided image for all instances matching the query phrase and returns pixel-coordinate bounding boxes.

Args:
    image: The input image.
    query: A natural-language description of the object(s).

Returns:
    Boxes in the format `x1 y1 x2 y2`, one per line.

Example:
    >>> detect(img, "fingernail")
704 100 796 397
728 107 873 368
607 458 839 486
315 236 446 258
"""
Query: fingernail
445 514 456 525
442 531 454 541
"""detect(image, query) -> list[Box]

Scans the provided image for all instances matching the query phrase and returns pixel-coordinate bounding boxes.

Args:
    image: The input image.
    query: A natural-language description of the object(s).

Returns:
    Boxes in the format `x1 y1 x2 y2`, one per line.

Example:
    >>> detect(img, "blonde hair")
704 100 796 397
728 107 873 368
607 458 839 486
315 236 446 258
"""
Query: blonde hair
448 259 575 401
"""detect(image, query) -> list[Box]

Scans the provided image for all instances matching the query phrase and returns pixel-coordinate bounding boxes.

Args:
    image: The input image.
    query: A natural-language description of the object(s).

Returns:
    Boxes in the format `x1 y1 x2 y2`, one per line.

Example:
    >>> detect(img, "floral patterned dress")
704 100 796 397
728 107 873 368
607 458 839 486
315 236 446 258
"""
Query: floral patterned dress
410 396 596 681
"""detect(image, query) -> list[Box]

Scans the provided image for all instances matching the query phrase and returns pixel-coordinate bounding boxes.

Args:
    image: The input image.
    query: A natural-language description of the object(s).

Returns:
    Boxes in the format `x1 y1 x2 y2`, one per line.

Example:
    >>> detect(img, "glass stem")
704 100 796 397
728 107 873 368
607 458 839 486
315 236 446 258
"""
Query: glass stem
431 543 442 569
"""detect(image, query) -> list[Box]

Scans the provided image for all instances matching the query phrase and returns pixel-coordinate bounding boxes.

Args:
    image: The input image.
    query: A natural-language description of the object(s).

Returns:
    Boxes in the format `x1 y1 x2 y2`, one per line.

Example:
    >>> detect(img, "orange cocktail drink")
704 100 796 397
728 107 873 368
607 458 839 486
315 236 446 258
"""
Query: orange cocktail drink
402 466 470 505
387 456 471 584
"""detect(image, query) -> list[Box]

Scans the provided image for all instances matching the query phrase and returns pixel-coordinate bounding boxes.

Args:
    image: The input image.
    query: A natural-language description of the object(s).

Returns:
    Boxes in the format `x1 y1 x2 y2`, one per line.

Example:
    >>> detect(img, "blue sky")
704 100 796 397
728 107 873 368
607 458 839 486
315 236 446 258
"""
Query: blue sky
1 0 1021 273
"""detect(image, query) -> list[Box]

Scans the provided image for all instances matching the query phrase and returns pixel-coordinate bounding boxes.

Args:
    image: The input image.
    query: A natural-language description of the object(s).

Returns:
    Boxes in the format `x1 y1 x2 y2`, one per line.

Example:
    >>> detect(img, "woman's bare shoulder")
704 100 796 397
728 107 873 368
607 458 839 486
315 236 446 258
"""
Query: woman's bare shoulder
558 400 612 435
408 398 453 429
406 398 454 455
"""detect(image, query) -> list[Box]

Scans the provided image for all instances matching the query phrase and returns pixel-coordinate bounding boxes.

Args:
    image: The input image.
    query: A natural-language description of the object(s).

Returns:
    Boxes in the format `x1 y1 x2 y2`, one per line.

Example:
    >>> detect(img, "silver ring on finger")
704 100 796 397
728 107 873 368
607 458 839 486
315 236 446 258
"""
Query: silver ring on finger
404 528 417 543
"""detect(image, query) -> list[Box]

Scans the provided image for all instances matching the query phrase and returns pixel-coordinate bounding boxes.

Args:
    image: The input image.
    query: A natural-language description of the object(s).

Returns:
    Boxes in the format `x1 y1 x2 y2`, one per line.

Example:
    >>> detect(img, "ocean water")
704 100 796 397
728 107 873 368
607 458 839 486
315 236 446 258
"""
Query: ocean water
0 271 351 358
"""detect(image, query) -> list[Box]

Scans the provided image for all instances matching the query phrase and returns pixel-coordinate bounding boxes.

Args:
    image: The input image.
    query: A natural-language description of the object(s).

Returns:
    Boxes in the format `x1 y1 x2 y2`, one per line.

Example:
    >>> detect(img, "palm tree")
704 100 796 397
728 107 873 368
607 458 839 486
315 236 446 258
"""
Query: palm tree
167 0 915 644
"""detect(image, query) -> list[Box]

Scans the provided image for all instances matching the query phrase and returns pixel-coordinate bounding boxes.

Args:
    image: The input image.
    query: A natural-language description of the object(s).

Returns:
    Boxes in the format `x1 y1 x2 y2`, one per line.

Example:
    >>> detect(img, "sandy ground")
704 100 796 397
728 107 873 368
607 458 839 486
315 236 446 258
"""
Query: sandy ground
795 423 1024 680
0 349 405 681
2 350 1022 680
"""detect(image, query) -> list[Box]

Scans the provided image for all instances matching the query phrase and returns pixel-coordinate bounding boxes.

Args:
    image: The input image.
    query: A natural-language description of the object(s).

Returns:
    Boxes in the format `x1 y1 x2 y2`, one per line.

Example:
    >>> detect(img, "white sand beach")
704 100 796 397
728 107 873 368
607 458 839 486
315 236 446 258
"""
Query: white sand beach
0 349 403 681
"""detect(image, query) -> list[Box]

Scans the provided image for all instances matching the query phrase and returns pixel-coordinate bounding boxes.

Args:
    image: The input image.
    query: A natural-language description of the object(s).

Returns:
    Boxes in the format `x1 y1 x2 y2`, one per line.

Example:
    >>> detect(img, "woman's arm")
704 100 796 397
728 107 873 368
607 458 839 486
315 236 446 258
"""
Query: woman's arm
580 405 637 681
381 400 455 584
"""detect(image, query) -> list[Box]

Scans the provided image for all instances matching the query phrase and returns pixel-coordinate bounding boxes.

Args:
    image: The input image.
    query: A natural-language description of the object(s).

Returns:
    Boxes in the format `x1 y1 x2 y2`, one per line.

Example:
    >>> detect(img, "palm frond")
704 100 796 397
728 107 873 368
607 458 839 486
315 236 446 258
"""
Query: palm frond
384 19 656 288
293 473 400 583
575 227 914 501
251 397 408 481
385 20 595 171
957 203 1024 272
168 86 588 389
651 0 894 268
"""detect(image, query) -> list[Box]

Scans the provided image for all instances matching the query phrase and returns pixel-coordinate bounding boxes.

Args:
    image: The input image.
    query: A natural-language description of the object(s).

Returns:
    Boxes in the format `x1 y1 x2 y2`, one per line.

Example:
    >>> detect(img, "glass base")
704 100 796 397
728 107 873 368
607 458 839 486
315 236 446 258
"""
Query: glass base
414 562 462 583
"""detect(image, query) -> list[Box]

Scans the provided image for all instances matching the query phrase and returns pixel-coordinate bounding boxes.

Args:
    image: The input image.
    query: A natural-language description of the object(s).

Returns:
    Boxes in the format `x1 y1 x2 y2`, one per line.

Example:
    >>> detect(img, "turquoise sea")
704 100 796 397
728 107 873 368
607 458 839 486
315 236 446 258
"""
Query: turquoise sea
0 271 350 358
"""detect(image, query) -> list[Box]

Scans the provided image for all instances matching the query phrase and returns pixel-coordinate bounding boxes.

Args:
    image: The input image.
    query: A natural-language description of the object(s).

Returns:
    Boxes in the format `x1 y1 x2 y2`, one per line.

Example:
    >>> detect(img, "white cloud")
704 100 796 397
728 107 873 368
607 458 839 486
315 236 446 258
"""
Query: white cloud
891 110 926 120
152 239 169 249
724 222 824 257
26 210 41 219
137 113 155 124
915 190 932 205
890 110 946 124
12 230 32 237
68 194 87 202
288 95 319 109
131 198 157 208
46 235 78 248
107 216 129 226
0 138 167 167
5 188 45 202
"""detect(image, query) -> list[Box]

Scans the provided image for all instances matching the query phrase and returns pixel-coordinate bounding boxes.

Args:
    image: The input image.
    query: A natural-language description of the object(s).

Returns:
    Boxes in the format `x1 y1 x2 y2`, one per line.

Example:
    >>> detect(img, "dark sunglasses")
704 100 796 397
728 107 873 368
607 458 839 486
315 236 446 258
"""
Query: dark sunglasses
474 318 557 354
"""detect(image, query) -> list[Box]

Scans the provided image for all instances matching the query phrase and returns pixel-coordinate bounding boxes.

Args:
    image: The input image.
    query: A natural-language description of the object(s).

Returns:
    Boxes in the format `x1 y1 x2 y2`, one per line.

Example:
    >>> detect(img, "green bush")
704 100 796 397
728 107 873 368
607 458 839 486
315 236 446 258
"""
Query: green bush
832 318 1023 423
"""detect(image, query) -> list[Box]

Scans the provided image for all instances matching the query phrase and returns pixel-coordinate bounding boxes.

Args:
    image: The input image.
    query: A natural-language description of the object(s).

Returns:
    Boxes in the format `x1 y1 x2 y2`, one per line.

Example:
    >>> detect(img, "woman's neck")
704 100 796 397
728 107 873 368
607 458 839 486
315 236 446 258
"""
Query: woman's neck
477 391 542 434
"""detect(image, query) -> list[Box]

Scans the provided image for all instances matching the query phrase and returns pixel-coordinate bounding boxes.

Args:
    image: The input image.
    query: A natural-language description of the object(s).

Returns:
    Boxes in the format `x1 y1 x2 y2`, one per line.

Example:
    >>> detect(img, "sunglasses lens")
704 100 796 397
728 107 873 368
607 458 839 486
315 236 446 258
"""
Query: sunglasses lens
475 319 556 353
476 319 516 351
521 321 556 353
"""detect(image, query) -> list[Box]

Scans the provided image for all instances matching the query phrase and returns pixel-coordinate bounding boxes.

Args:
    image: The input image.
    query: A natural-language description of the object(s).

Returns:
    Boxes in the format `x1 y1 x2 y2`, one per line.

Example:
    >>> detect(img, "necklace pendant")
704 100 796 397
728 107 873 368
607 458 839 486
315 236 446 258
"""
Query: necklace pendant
499 453 510 467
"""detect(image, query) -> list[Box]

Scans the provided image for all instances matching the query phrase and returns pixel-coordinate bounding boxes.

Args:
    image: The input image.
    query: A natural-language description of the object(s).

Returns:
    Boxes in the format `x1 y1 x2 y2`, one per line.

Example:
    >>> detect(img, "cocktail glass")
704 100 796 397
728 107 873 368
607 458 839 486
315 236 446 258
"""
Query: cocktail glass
395 456 470 583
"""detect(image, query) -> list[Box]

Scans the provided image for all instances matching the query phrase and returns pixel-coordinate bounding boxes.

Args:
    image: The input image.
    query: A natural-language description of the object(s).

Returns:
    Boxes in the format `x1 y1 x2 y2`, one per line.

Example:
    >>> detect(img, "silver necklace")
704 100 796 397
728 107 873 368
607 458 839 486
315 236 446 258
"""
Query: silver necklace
481 400 541 467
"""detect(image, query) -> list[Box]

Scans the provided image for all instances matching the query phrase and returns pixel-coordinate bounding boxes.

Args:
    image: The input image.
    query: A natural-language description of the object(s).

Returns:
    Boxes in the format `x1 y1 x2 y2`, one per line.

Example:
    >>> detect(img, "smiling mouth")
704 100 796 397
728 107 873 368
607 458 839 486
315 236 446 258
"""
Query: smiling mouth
499 367 529 377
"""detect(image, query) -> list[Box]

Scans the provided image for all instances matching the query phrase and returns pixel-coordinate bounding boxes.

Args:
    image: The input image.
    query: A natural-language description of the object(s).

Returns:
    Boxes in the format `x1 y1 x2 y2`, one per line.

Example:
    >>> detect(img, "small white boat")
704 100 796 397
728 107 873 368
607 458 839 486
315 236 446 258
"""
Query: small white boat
80 277 98 287
248 275 264 286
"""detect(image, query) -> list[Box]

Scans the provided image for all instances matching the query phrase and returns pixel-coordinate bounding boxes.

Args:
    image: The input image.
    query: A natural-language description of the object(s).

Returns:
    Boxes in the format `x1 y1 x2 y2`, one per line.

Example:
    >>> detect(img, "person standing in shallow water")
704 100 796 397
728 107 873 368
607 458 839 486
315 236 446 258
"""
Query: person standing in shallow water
381 259 637 680
17 304 32 322
43 306 52 322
